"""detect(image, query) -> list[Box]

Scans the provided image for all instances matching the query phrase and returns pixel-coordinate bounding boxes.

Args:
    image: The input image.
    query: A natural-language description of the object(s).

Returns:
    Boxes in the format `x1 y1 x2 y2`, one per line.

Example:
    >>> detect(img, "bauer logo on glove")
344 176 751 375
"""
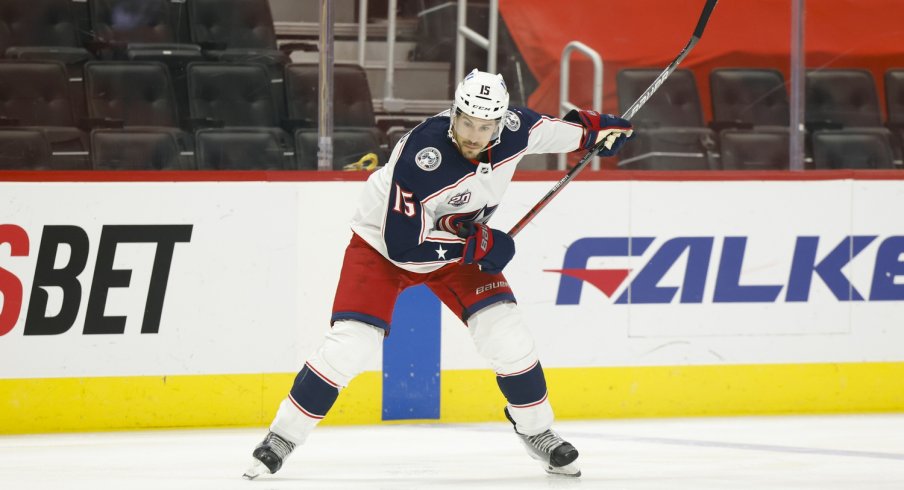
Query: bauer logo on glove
458 222 516 275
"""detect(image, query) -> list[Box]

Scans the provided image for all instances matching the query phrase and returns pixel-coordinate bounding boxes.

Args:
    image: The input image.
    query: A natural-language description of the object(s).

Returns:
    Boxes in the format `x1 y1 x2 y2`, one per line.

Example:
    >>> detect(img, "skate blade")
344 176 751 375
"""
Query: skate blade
242 459 272 480
545 462 581 478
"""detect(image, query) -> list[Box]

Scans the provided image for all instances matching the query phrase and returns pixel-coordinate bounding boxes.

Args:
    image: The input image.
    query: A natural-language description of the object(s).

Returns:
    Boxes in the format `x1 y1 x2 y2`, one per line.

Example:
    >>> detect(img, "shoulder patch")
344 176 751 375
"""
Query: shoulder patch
504 110 521 132
415 147 442 171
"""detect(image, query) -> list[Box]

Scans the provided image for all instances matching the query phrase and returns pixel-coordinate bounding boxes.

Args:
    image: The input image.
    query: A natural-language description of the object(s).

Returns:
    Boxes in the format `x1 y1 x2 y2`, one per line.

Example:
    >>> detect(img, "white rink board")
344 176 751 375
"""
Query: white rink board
0 183 315 378
1 178 903 379
441 179 904 369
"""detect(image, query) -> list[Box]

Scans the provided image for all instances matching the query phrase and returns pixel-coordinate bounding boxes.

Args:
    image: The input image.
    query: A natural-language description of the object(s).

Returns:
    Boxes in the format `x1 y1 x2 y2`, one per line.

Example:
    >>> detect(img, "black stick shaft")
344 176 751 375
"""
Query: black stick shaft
507 0 718 238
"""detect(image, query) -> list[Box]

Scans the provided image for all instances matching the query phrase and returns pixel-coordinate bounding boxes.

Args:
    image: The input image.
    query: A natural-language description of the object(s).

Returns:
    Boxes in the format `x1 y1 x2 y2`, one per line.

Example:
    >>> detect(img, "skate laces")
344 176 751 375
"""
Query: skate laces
264 432 296 459
525 429 566 454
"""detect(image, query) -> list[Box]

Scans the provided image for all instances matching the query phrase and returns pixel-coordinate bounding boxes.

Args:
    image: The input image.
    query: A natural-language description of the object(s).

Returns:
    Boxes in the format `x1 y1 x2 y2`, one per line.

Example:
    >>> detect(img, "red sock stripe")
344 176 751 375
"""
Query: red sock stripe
288 394 325 420
305 362 340 388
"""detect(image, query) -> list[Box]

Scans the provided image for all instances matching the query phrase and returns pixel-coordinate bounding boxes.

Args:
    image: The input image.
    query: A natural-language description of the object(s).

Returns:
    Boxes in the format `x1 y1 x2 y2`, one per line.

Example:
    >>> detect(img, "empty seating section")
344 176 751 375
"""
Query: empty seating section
812 131 895 170
884 70 904 159
286 63 387 169
195 128 293 170
806 70 881 128
295 129 386 171
188 62 294 169
0 60 89 168
616 69 718 170
85 62 181 127
84 61 194 168
87 0 203 111
91 129 185 170
0 0 92 66
804 69 900 167
719 129 789 171
710 69 789 128
188 62 280 127
286 63 378 128
0 130 52 170
0 0 900 171
0 0 93 118
87 0 197 54
188 0 291 118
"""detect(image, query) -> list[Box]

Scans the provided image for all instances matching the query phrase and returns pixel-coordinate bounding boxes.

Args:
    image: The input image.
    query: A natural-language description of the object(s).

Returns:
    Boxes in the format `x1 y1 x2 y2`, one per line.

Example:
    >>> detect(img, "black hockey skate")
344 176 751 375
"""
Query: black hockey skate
504 407 581 477
242 431 296 480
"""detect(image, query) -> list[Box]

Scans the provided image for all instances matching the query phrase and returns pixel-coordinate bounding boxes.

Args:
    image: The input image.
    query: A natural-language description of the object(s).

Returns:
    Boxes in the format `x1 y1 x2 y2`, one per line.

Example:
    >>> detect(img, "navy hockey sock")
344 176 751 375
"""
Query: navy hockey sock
288 363 340 419
496 361 548 409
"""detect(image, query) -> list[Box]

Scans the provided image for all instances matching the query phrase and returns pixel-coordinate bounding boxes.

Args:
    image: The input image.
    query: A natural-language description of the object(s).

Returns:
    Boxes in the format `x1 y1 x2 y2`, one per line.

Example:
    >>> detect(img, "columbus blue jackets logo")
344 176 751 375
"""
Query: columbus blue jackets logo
504 110 521 132
435 205 499 234
415 147 442 171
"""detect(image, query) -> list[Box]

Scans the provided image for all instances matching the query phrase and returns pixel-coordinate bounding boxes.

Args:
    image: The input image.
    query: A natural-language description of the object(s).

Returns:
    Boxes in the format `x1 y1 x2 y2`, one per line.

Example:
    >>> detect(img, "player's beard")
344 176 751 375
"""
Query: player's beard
455 136 485 159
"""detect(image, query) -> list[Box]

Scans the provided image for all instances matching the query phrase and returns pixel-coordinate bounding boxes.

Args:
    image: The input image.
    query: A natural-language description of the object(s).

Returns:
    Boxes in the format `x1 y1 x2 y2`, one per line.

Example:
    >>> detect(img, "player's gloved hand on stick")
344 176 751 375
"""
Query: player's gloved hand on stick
458 222 515 274
564 109 634 157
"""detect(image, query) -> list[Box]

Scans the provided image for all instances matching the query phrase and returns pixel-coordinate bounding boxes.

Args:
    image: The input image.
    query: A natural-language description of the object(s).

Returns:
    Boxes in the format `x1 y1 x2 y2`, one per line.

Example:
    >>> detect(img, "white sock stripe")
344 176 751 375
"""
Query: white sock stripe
287 394 325 420
497 359 539 378
305 362 340 388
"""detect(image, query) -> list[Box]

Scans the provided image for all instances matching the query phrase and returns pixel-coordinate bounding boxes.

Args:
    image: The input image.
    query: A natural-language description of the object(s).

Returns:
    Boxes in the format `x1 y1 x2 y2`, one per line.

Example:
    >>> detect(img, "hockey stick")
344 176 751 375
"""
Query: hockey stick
506 0 719 238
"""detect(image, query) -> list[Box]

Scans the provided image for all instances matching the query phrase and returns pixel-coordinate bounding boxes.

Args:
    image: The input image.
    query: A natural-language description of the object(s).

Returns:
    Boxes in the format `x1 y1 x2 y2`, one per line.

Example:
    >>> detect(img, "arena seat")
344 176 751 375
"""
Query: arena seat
0 129 52 170
187 0 297 118
616 68 716 170
87 0 199 57
87 0 203 111
884 69 904 158
806 69 900 165
85 61 183 127
84 61 194 168
885 70 904 124
0 0 93 67
710 68 789 128
187 62 293 169
719 128 789 170
617 69 705 128
0 0 95 119
91 129 188 170
285 63 379 129
188 62 282 128
195 128 294 170
295 128 387 170
0 60 89 168
812 130 895 169
806 69 882 128
285 62 388 166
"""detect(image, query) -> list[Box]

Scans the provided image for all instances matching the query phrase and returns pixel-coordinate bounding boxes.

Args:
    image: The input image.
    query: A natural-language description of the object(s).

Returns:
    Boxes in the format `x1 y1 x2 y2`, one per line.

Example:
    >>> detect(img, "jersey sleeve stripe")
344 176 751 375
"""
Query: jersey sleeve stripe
423 172 474 204
493 147 527 170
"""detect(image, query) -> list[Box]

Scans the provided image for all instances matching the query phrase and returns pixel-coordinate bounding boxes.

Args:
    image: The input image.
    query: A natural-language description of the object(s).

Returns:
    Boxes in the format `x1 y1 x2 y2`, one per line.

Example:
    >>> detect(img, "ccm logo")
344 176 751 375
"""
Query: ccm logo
0 224 192 337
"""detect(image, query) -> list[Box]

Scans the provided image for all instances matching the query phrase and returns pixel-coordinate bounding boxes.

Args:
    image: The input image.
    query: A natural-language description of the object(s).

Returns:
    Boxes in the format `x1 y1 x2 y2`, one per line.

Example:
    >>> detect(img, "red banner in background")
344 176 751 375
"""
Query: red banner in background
499 0 904 121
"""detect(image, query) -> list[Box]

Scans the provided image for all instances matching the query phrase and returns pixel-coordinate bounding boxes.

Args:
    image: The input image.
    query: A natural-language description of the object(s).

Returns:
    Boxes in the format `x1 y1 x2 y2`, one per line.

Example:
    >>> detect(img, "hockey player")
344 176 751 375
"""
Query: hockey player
243 69 633 480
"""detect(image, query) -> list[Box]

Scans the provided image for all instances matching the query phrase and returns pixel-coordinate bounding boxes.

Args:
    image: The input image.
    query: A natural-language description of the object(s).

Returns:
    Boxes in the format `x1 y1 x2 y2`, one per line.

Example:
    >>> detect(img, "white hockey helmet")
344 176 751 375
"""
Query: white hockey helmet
452 69 510 121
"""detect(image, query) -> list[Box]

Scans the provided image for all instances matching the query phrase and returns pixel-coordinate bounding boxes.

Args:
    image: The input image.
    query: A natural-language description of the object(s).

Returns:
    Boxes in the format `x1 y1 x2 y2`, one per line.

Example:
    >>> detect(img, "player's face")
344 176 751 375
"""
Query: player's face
452 112 499 159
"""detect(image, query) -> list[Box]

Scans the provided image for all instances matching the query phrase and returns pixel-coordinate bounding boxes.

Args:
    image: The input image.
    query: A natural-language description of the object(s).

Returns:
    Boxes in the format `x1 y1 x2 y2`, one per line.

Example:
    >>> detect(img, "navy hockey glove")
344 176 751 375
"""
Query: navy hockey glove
563 109 634 157
459 223 515 274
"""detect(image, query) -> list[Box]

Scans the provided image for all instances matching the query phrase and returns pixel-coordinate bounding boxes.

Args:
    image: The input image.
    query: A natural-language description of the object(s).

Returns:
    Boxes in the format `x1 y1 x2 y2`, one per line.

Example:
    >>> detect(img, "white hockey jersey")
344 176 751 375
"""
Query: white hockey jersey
350 106 584 273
